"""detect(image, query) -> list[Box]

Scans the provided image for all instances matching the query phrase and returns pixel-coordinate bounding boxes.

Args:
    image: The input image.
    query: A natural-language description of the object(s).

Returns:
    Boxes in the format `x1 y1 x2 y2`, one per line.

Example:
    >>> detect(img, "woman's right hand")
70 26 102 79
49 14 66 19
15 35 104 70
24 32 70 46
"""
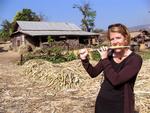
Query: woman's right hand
79 48 88 60
98 46 108 59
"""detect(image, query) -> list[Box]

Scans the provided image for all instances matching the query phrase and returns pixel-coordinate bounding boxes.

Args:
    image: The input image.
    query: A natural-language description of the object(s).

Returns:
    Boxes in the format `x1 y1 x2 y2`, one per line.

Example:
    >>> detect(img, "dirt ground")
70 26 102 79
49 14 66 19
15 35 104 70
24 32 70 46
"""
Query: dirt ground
0 42 149 113
0 43 98 113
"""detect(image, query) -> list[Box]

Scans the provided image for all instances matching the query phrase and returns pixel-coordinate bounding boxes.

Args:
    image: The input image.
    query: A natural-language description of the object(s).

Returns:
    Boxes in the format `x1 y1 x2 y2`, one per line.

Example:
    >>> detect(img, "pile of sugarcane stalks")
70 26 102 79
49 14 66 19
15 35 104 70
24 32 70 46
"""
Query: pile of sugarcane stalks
21 59 150 113
21 59 91 92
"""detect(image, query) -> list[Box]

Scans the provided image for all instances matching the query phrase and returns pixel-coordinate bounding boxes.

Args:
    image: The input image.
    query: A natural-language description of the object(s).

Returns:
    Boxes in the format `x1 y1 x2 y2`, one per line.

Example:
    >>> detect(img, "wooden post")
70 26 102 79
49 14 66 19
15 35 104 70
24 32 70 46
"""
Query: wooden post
20 54 23 65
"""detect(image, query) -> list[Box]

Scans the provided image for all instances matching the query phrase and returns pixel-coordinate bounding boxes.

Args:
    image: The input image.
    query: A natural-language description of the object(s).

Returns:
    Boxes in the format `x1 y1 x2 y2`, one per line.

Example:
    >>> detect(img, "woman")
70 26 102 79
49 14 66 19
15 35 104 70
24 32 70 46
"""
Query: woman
79 23 143 113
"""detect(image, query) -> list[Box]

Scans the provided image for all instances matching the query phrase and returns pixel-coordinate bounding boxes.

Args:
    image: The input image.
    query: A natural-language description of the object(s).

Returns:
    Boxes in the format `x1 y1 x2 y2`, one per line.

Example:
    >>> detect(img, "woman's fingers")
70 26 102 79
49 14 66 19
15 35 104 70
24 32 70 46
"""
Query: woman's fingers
100 46 108 51
98 46 108 59
79 48 86 54
98 46 108 53
79 48 88 60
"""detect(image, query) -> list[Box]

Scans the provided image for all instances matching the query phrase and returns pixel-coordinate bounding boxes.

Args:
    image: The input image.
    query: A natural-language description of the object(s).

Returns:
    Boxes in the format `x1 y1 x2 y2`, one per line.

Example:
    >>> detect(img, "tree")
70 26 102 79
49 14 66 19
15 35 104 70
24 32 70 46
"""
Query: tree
73 2 96 32
1 20 11 31
0 29 10 41
13 8 42 22
0 8 45 41
0 19 13 41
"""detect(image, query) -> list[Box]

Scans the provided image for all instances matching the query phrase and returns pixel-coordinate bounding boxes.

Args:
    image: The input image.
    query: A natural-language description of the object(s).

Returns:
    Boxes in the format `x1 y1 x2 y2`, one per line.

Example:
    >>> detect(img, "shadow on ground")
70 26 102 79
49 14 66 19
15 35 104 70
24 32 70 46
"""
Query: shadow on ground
0 47 8 52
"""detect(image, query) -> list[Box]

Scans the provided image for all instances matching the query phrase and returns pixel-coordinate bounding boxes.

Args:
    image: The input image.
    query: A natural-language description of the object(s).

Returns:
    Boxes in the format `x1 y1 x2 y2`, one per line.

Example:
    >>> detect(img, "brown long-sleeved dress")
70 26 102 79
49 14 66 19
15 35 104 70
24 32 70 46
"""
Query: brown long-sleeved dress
82 52 142 113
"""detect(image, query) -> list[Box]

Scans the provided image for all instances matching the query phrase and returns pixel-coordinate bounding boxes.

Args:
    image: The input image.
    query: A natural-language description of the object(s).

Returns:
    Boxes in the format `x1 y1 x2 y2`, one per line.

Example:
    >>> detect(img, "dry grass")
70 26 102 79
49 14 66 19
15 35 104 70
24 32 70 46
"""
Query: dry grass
0 42 149 113
20 59 150 113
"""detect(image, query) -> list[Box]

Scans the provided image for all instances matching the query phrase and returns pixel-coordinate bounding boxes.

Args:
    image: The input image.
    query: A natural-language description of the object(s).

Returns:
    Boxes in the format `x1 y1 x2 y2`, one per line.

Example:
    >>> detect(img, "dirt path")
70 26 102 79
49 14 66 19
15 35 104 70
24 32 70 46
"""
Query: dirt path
0 42 20 63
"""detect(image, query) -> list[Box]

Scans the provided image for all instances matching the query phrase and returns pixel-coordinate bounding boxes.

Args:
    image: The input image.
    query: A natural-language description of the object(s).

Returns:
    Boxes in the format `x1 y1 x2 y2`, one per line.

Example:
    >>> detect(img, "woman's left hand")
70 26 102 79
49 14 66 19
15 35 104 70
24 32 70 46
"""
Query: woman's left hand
98 46 108 59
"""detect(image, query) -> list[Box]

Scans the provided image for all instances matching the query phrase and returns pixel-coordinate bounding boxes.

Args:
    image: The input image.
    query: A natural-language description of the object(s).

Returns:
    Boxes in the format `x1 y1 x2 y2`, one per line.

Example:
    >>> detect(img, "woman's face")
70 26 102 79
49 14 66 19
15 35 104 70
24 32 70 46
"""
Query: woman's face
109 32 127 53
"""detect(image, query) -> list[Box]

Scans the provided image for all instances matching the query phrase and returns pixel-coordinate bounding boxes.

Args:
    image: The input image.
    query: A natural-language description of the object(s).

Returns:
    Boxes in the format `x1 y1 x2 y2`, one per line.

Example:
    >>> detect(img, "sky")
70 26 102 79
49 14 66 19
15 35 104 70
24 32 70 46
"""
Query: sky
0 0 150 30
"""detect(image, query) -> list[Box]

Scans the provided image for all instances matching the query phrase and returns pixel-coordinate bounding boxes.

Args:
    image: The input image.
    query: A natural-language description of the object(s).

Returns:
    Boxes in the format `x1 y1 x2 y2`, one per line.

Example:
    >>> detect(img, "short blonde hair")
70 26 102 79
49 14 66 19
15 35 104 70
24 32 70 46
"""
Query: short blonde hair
107 23 131 45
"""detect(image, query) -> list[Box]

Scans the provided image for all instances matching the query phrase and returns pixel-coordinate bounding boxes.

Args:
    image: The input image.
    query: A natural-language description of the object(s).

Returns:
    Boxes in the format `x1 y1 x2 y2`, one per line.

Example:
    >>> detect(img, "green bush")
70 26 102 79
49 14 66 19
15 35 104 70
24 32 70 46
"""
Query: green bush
66 52 77 61
19 50 78 65
47 55 66 63
90 51 101 61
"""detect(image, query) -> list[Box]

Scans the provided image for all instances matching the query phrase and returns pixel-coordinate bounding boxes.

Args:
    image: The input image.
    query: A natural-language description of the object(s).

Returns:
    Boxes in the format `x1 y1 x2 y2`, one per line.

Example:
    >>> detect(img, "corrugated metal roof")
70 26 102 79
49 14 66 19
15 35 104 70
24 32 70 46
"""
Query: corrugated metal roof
19 30 99 36
14 21 99 36
17 21 81 31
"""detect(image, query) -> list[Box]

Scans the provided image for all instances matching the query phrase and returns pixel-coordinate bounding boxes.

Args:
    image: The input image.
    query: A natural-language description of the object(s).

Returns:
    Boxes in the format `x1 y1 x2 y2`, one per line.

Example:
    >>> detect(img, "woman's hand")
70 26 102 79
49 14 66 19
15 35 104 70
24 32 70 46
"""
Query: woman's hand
98 46 108 59
79 48 89 60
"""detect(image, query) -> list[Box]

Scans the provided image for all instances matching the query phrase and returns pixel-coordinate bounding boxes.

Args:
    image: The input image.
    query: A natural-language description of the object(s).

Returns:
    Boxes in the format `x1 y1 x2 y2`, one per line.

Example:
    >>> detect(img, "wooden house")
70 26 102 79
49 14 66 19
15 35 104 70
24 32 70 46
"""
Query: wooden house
11 21 99 50
130 30 150 51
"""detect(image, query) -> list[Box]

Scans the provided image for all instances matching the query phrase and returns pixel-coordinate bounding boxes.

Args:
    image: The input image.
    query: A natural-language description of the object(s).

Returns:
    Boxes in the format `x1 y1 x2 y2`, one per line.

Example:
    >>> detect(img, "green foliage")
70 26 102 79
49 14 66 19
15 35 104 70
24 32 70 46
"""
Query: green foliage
19 46 78 64
50 46 63 55
0 19 13 41
0 29 10 41
47 46 66 63
73 2 96 32
13 8 41 22
47 36 54 44
0 8 43 41
66 52 77 61
90 50 101 61
48 55 66 63
1 20 12 33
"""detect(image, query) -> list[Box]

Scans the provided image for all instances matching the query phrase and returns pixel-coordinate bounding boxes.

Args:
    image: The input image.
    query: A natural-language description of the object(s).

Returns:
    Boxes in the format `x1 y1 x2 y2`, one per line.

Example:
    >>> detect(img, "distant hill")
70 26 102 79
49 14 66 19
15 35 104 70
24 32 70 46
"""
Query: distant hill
129 24 150 32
